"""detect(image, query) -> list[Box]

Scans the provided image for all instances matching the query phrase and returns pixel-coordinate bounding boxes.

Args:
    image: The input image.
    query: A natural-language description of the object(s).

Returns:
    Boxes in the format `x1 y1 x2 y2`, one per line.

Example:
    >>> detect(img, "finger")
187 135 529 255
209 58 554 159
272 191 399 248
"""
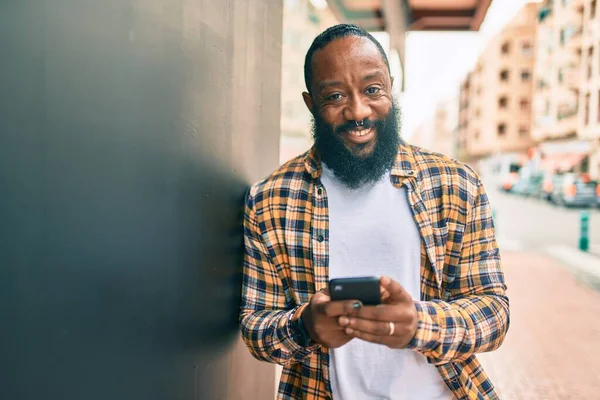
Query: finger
380 285 391 303
380 276 413 303
340 316 392 336
353 304 400 322
344 327 390 345
322 299 363 318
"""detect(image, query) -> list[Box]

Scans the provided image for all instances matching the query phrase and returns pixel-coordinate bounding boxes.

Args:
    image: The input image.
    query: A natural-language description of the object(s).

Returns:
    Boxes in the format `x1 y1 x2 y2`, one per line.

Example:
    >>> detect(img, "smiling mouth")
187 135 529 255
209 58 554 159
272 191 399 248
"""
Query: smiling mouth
343 127 375 144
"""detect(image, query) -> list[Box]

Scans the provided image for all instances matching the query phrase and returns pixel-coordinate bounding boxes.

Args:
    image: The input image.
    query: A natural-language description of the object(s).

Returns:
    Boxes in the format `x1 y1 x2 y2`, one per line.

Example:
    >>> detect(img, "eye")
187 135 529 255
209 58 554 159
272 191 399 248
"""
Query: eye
327 93 342 101
365 87 381 95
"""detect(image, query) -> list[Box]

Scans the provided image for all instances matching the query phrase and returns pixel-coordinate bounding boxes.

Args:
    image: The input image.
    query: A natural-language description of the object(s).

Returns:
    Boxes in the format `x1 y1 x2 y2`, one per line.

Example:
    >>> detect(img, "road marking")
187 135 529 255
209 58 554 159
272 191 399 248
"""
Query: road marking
545 245 600 280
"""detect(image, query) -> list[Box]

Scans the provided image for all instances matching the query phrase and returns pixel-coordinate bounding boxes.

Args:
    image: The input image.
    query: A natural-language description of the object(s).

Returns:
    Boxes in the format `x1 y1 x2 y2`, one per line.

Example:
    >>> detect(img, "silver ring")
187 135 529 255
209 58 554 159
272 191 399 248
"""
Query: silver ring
388 322 395 336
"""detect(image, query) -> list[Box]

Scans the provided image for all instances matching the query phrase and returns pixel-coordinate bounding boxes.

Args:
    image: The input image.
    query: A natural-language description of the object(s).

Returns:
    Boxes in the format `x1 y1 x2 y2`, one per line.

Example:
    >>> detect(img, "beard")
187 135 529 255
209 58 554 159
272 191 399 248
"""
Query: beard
312 101 401 189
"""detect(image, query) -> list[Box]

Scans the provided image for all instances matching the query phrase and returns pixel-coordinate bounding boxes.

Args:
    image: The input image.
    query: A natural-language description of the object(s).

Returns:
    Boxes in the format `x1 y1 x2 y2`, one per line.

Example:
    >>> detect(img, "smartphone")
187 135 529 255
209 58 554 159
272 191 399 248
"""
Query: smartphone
328 276 381 306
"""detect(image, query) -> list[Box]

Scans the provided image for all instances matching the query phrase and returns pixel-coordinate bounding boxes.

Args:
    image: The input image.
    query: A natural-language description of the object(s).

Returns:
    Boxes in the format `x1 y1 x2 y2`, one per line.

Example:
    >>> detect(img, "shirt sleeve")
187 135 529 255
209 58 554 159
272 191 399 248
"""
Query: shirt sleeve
407 177 510 365
239 187 318 366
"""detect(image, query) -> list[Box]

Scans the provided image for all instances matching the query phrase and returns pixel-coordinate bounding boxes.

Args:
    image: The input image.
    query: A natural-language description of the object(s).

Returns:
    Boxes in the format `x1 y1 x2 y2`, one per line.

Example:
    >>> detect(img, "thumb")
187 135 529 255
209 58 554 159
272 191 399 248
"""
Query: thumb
311 288 331 305
380 276 413 304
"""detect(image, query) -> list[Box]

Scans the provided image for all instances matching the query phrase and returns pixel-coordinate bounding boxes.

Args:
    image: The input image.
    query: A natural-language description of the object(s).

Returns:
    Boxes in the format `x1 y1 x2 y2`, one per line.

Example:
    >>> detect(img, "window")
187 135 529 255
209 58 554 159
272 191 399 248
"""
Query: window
521 69 531 82
521 41 533 56
585 92 591 125
500 69 510 82
520 98 530 110
558 68 564 83
501 42 510 55
592 0 597 19
588 46 594 78
519 126 529 137
497 123 507 136
498 96 509 108
560 28 568 46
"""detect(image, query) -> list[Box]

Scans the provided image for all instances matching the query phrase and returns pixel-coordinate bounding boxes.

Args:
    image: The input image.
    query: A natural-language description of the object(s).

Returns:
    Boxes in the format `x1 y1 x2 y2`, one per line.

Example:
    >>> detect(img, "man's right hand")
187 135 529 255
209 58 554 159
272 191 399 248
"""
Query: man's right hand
301 289 363 349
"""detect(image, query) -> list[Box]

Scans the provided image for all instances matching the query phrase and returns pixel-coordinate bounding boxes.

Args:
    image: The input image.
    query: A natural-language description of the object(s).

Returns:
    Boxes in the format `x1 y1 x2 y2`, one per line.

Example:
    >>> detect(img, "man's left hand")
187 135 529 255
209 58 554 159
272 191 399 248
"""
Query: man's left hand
338 276 418 349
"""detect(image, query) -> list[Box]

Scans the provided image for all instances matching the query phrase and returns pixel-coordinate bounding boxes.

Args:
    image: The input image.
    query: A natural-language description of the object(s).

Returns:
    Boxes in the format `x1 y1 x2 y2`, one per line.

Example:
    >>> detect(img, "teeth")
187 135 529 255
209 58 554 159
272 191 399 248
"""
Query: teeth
349 128 370 137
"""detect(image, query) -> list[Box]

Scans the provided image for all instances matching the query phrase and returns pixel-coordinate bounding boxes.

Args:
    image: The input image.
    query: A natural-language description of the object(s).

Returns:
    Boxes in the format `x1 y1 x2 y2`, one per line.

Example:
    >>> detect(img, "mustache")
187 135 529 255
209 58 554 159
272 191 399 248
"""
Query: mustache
335 119 379 134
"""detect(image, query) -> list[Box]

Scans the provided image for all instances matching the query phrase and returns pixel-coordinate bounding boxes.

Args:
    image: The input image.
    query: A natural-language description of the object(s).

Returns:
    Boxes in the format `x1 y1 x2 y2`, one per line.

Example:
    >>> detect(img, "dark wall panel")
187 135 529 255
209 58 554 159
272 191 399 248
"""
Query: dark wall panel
0 1 281 399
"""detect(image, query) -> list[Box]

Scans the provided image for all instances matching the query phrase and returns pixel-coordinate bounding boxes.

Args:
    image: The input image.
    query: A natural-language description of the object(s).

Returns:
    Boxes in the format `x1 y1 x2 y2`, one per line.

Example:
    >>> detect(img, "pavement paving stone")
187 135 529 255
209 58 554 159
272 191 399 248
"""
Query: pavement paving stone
478 251 600 399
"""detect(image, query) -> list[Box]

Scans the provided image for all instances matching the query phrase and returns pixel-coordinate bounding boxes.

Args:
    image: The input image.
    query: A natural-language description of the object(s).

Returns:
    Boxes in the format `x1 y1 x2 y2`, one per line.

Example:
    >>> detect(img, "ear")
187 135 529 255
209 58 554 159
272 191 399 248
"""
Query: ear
302 92 314 115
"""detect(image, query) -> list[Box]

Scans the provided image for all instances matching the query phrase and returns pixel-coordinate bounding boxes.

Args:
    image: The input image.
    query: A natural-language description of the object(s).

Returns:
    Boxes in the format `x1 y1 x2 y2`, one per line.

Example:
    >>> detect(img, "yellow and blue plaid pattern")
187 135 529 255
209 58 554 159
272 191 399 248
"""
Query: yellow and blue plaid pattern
240 143 509 399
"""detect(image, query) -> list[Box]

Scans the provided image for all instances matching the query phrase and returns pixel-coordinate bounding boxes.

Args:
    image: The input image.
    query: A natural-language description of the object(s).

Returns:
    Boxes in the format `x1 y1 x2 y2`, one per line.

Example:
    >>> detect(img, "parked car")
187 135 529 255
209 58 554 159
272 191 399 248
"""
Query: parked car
539 173 555 201
499 162 522 192
550 173 598 208
508 167 543 197
524 172 544 198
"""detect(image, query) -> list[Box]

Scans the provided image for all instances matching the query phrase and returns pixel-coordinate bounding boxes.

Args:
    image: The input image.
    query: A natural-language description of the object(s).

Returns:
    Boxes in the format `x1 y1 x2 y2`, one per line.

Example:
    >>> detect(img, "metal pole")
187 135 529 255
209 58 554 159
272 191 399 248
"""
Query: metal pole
580 210 590 252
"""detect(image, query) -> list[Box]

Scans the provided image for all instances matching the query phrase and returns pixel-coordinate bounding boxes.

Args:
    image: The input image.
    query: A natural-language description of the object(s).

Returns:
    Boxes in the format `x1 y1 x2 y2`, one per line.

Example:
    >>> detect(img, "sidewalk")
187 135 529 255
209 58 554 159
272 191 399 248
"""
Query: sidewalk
478 251 600 399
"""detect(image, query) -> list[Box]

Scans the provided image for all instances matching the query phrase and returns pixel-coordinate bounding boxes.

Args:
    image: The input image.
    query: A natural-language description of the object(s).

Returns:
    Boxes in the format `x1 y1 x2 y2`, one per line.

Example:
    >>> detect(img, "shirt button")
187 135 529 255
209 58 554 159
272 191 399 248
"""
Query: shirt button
317 235 324 242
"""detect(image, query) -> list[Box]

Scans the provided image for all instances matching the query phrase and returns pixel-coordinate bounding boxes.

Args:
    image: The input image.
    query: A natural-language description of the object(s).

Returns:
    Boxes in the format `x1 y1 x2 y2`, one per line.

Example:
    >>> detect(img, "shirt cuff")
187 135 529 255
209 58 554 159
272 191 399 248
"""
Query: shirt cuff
280 304 320 357
406 301 441 352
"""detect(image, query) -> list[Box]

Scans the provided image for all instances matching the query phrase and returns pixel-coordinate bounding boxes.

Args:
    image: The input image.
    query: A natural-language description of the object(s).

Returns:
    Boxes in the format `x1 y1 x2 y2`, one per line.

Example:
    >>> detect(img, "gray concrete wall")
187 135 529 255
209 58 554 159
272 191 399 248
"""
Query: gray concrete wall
0 1 281 399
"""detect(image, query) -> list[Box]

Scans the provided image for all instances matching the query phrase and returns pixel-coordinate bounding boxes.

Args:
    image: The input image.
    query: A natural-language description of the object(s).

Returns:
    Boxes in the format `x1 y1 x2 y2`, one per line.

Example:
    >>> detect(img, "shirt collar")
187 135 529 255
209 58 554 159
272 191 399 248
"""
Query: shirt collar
304 141 416 180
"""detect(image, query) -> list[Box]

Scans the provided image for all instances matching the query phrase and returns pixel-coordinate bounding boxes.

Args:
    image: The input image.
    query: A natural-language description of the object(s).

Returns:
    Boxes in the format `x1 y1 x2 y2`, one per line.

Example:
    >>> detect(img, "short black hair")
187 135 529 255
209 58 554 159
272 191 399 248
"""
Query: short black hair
303 23 391 93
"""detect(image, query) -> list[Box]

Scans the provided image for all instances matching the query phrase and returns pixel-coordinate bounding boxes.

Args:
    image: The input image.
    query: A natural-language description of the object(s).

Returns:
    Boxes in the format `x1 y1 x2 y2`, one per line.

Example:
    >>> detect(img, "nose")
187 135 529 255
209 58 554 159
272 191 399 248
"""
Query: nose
343 95 372 123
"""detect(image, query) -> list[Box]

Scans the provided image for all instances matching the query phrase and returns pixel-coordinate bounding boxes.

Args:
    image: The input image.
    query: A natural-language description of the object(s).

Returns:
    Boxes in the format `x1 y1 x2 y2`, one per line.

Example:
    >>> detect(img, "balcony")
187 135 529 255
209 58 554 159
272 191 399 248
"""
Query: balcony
555 103 579 137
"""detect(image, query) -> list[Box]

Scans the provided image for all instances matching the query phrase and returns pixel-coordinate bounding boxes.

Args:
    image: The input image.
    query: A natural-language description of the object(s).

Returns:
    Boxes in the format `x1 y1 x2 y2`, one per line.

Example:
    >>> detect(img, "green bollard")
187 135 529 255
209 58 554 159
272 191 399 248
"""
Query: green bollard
580 210 590 252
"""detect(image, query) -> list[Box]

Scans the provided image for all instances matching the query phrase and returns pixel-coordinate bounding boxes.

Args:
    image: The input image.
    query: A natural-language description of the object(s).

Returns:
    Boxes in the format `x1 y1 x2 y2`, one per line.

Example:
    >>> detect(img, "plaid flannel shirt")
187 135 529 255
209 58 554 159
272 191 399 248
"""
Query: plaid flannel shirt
240 144 509 400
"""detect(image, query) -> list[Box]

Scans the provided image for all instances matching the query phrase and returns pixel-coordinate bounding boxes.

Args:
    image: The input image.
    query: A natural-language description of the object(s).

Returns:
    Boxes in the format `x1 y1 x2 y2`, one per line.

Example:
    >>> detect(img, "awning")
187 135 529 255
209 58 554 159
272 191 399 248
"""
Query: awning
541 152 587 173
557 153 587 172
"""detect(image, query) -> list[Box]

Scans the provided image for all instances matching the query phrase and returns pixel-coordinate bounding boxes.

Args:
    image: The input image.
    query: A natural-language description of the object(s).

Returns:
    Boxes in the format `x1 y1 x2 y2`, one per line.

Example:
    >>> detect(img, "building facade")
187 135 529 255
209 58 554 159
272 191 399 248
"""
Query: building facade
532 0 600 178
458 3 540 163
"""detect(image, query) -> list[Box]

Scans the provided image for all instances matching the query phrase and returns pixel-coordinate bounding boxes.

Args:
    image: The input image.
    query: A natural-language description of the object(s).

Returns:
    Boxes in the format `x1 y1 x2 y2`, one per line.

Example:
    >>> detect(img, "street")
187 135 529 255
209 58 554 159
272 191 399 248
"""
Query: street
477 179 600 399
483 183 600 255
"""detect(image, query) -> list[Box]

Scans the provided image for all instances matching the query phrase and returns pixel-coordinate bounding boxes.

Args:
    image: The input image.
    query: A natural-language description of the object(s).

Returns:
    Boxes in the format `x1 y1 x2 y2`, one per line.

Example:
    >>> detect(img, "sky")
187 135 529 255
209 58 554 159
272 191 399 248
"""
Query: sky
400 0 542 139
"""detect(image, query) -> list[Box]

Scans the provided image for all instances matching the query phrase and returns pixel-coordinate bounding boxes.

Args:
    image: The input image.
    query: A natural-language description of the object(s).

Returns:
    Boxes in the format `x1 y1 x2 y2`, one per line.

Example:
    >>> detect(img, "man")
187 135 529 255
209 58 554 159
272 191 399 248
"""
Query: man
240 24 509 400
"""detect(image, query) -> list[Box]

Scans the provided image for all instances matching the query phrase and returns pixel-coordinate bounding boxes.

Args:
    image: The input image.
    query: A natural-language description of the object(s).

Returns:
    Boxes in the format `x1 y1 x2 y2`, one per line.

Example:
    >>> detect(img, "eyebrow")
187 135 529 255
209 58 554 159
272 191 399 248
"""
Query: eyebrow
363 71 385 81
317 71 386 92
318 80 343 91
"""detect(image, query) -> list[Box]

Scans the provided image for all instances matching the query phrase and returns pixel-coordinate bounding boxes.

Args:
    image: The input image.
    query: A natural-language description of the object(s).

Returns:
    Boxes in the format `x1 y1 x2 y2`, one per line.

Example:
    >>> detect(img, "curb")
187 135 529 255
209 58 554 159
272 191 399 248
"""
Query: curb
545 245 600 290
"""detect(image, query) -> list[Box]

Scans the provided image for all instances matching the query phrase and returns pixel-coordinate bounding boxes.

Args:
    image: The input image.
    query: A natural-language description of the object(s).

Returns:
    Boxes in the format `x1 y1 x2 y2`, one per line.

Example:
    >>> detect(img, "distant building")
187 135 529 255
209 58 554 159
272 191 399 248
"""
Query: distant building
533 0 600 178
457 2 539 164
411 98 459 159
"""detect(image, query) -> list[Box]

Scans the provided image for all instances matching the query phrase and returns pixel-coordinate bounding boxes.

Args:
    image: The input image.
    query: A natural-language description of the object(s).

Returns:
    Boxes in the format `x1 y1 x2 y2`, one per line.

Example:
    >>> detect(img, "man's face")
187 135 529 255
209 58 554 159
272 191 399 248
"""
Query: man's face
303 35 400 188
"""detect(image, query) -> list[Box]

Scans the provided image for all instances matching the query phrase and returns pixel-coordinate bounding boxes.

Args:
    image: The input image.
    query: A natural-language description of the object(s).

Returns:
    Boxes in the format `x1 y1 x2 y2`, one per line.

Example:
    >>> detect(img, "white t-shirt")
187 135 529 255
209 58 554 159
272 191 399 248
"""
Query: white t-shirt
320 164 452 400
